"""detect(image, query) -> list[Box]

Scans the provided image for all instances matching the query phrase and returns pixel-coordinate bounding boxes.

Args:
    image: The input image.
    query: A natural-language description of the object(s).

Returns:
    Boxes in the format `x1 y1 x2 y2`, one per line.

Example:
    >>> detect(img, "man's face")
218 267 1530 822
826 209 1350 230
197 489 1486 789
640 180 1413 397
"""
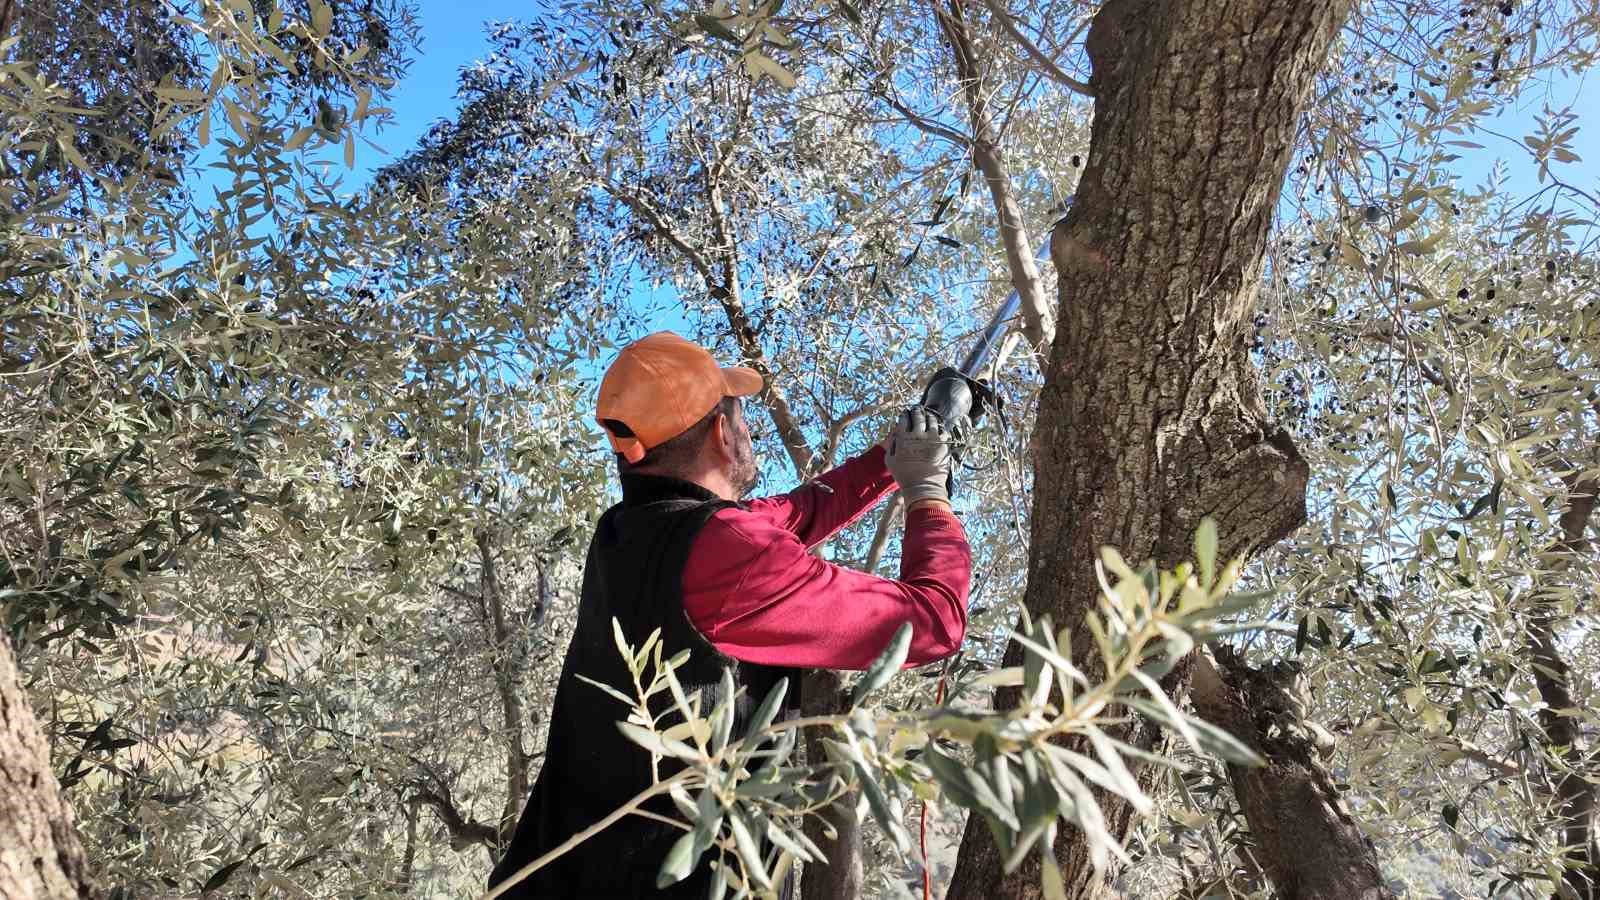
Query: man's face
726 400 758 498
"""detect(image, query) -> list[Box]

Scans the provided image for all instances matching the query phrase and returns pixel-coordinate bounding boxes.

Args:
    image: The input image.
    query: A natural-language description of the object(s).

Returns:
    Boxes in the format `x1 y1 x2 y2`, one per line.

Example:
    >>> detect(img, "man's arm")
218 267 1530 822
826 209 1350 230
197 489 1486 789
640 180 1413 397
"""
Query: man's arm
681 503 970 670
743 445 896 549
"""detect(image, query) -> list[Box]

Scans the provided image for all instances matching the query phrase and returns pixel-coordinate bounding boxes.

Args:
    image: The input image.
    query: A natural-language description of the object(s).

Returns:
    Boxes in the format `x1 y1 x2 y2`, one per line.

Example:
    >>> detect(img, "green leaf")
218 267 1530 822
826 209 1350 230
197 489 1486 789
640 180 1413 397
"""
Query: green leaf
1128 696 1263 766
1126 672 1201 753
927 745 1019 831
851 622 911 706
616 722 698 760
1040 748 1124 872
695 13 742 44
1011 629 1090 687
711 668 736 754
664 663 697 723
925 745 979 809
766 820 822 863
574 674 634 707
973 667 1025 688
856 760 912 854
612 618 632 669
747 677 789 738
1041 854 1067 899
1020 615 1055 705
309 0 333 36
656 830 700 888
1084 726 1152 813
743 52 798 89
1194 518 1217 587
728 810 772 889
202 860 246 892
706 863 728 900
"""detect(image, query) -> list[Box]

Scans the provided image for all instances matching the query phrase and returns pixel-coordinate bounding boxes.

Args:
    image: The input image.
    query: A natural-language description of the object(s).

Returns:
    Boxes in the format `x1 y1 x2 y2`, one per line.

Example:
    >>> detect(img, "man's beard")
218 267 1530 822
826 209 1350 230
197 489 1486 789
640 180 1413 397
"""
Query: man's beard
732 443 758 498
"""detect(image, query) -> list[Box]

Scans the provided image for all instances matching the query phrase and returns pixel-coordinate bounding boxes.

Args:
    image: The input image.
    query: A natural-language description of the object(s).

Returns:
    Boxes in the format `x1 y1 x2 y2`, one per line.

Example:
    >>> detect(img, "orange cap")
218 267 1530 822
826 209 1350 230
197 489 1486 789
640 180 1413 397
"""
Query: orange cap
596 332 764 463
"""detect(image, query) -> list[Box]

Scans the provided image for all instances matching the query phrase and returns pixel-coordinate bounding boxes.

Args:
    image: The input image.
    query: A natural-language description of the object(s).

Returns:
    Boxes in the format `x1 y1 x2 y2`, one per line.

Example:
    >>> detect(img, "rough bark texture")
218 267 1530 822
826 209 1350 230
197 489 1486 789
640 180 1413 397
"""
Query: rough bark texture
0 631 97 900
1189 650 1395 900
944 0 1340 897
800 670 866 900
1530 472 1599 899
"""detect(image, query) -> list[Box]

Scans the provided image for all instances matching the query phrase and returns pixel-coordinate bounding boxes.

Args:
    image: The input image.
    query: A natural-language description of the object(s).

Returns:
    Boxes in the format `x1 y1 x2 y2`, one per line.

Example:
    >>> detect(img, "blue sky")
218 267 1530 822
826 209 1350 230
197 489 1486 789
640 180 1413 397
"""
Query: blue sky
333 1 1594 481
353 2 523 181
355 2 1594 204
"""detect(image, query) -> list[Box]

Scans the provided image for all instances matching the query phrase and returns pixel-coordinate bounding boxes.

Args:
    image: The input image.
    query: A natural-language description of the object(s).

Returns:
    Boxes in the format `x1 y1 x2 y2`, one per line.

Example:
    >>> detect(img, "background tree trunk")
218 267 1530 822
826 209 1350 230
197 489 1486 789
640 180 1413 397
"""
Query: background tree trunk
476 528 531 841
1529 469 1599 899
1190 650 1395 900
800 669 865 900
0 632 97 899
944 0 1341 896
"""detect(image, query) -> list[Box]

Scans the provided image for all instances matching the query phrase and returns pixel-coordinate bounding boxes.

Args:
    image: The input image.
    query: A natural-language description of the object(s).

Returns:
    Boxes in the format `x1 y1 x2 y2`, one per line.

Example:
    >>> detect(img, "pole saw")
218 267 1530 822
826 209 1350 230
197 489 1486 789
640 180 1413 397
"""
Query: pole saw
917 199 1069 467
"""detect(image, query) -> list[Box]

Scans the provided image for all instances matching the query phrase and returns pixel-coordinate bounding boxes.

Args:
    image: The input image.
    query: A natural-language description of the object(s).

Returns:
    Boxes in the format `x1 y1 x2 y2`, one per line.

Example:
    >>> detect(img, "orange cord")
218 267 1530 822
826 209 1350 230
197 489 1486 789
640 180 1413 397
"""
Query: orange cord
920 674 949 900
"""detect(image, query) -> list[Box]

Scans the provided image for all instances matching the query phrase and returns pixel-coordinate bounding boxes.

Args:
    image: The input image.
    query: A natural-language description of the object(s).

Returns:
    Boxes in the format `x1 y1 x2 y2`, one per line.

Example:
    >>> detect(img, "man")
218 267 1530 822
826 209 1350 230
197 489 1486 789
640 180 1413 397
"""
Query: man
488 331 972 897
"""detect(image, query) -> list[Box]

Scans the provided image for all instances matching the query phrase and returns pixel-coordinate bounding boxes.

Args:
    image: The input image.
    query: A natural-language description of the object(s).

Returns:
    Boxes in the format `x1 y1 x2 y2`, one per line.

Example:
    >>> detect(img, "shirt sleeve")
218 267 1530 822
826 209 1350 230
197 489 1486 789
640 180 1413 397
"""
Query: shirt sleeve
681 502 971 670
741 445 896 549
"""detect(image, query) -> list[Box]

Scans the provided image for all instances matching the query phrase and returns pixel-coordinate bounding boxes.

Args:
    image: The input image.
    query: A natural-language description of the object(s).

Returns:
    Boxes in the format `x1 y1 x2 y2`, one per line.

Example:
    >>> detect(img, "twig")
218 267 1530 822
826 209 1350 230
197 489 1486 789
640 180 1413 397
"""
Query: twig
480 771 694 900
977 0 1095 96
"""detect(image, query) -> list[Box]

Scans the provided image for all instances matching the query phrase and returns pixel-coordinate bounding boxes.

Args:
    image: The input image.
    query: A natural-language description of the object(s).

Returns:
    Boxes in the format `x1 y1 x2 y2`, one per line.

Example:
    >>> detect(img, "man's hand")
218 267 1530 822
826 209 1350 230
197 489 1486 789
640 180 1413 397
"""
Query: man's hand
886 407 952 507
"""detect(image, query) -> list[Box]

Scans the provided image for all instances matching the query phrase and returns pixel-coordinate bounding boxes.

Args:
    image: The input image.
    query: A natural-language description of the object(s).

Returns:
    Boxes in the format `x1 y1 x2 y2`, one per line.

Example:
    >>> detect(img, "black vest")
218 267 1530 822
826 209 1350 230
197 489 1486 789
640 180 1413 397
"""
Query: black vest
488 475 800 898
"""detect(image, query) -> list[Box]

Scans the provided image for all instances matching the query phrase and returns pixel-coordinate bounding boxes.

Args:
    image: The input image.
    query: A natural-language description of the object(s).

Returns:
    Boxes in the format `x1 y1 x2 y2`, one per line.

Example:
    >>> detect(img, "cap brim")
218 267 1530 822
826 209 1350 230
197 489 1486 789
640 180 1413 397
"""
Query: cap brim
721 366 764 397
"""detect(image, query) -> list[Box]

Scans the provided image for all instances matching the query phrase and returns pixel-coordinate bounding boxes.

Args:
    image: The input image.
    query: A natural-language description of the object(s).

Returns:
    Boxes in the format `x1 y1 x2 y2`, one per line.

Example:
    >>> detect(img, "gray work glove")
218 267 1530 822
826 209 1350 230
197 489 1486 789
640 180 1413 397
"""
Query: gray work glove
886 406 953 506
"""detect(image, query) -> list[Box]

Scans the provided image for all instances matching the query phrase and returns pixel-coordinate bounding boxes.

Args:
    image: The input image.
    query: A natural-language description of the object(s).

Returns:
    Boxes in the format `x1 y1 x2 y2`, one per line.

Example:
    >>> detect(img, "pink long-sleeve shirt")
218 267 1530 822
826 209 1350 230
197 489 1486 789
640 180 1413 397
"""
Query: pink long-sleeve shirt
681 446 972 670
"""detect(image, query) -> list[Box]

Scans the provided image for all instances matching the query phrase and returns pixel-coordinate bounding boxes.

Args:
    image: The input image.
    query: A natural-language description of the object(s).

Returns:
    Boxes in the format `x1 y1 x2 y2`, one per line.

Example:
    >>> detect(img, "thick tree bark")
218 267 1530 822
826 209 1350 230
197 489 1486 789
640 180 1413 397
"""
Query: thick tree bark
800 670 866 900
1 631 97 899
944 0 1338 897
1189 650 1394 900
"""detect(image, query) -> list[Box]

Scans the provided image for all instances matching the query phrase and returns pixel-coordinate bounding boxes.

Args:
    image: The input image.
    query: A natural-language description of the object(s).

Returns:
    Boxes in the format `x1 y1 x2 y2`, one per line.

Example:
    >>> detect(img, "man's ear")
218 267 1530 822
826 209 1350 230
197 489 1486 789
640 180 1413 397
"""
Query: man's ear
709 411 734 462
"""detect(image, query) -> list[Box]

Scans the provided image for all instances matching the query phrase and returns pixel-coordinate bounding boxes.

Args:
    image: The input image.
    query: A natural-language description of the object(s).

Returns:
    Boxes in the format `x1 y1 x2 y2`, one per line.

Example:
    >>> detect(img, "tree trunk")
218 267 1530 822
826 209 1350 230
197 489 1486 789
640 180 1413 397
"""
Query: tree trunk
0 631 97 899
945 0 1339 896
1529 471 1599 899
1189 649 1394 900
800 669 865 900
476 529 531 842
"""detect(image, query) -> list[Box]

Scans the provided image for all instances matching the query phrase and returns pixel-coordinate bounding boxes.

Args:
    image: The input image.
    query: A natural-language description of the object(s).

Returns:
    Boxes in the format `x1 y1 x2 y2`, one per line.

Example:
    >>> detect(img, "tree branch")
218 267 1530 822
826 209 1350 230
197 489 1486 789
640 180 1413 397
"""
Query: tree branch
476 528 530 840
604 183 719 287
879 85 974 146
930 0 1056 355
1190 649 1396 900
977 0 1095 96
1528 463 1600 897
604 176 817 476
820 401 891 469
864 496 902 574
407 785 499 851
703 173 818 477
0 0 17 43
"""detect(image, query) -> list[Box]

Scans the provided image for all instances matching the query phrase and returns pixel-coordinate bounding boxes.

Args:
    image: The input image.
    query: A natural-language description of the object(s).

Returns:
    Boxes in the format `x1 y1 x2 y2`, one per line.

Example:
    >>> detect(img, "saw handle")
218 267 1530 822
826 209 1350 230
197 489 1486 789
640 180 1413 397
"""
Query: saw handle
918 367 995 500
919 366 994 438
